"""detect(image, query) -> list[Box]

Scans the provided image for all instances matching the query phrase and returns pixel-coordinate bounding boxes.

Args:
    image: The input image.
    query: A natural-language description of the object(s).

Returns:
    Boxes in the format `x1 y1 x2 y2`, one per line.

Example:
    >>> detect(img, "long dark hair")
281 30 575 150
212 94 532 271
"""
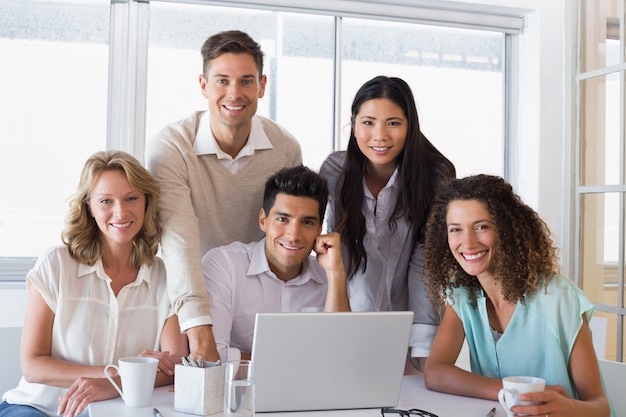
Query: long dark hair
337 76 456 277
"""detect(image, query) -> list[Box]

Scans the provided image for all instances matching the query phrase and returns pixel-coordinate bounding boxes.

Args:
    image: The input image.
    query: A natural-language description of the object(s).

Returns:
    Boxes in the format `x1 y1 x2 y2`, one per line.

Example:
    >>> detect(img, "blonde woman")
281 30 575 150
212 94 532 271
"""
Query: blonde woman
0 150 188 417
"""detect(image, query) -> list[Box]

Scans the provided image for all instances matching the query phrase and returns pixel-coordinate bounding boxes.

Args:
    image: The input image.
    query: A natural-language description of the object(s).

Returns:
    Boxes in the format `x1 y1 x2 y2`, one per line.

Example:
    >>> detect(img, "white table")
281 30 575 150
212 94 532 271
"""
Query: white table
89 376 501 417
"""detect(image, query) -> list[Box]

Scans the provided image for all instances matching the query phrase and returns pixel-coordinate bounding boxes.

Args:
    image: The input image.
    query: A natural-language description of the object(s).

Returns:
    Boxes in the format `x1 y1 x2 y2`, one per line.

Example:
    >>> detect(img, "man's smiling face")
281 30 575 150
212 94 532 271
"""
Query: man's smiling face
259 193 322 282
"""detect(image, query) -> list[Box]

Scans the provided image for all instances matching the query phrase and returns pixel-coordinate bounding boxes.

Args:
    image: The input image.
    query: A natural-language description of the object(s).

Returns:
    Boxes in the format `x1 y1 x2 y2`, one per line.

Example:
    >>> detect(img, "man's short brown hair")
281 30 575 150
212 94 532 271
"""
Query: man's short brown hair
201 30 264 77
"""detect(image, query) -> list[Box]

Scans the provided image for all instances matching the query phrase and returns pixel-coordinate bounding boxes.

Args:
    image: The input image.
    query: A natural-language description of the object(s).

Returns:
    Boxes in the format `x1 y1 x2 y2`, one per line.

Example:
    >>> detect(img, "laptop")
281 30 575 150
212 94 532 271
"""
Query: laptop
251 311 413 412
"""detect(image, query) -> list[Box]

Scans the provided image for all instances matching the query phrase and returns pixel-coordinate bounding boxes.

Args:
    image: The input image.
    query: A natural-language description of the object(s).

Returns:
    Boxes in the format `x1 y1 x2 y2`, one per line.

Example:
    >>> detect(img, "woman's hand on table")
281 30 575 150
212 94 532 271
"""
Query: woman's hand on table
57 376 119 417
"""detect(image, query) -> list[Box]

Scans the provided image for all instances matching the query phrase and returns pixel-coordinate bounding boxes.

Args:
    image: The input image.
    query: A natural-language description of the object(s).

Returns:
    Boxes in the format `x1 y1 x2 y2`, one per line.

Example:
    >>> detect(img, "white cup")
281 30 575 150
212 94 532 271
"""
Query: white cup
224 360 255 417
104 356 159 407
498 376 545 416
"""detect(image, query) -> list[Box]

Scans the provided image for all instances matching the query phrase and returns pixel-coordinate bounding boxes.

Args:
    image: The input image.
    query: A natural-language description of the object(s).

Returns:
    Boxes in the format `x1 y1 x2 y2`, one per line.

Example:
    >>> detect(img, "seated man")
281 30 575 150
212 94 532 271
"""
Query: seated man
202 165 350 359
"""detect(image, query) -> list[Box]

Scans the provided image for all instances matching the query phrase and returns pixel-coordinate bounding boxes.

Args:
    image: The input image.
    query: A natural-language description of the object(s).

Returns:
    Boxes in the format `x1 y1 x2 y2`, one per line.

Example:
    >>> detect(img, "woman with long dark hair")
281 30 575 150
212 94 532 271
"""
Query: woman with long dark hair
320 75 455 370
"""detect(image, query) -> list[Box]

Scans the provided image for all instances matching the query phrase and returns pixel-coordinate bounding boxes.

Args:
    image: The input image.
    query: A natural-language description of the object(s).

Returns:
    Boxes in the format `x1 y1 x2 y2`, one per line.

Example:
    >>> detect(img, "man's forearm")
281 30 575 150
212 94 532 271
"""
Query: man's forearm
323 270 351 312
186 325 219 362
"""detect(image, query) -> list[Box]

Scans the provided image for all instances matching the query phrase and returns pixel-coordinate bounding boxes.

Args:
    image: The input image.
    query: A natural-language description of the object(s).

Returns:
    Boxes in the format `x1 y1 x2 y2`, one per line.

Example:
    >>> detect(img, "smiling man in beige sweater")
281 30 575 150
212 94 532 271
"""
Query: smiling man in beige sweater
146 30 301 361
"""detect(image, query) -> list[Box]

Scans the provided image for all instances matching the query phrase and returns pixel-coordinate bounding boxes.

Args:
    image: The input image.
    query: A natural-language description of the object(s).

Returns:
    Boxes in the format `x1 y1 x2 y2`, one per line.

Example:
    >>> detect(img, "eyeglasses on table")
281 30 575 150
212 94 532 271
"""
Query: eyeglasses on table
381 407 438 417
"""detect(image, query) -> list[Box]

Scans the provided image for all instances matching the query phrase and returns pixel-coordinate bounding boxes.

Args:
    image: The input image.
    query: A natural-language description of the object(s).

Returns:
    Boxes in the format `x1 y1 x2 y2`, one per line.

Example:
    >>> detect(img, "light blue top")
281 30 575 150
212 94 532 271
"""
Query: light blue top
447 274 594 398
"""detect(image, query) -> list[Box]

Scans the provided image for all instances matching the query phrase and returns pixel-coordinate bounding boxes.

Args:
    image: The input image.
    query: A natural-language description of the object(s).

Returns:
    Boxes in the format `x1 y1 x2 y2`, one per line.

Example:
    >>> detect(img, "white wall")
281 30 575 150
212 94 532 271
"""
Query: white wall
0 286 27 327
456 0 572 274
516 0 573 275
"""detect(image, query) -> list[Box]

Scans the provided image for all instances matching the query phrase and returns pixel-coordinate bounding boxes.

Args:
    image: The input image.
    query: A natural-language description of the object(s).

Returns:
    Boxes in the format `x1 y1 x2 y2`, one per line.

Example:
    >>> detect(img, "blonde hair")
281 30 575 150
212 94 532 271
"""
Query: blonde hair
62 150 161 267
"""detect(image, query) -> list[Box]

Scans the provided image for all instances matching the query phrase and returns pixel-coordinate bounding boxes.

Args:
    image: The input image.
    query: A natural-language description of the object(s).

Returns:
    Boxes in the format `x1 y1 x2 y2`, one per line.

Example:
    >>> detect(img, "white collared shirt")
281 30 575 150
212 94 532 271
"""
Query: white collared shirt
202 238 328 355
194 112 273 174
3 245 172 416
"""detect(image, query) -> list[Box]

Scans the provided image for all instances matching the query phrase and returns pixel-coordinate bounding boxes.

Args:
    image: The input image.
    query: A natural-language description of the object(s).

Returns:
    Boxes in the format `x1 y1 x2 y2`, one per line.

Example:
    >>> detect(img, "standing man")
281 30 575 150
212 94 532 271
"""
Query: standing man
203 166 350 360
146 30 302 360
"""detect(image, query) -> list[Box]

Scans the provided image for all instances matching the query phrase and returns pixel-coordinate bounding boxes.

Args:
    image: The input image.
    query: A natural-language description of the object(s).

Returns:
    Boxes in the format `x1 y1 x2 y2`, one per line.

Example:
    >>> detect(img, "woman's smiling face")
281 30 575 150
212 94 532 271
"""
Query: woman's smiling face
89 169 146 251
353 97 408 169
446 199 499 280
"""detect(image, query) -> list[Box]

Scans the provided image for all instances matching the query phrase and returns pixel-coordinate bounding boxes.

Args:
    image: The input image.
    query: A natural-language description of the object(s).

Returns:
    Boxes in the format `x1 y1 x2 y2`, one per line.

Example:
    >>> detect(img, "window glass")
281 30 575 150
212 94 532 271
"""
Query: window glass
340 19 504 177
147 5 504 176
274 14 335 169
580 72 621 187
581 0 620 72
146 3 335 169
1 1 508 269
146 3 261 134
580 193 618 298
0 0 109 257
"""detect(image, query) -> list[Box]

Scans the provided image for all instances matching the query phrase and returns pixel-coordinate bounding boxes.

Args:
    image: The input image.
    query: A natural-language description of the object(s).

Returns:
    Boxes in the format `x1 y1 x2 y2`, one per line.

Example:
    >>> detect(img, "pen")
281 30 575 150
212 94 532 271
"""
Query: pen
486 407 496 417
153 408 164 417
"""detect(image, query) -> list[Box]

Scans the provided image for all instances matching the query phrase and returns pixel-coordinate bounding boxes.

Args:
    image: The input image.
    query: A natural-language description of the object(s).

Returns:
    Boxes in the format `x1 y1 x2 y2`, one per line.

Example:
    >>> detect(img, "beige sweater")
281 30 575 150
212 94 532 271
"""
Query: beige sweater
146 111 302 327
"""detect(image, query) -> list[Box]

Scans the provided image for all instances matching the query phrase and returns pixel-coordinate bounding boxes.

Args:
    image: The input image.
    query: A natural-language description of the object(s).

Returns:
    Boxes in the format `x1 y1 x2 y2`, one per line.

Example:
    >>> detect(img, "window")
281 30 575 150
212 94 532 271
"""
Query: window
146 3 504 176
576 0 626 361
145 4 336 169
339 19 504 176
0 0 109 278
1 0 519 281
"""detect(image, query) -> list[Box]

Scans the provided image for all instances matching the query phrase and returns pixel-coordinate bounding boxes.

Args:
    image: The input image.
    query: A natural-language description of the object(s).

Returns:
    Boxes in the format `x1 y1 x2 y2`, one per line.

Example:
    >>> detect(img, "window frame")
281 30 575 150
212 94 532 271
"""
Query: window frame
574 0 626 361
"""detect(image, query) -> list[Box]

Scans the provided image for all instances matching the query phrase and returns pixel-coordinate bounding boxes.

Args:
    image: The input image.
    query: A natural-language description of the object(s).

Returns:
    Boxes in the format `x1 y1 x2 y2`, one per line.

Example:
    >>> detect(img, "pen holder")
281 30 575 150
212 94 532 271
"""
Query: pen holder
174 363 225 415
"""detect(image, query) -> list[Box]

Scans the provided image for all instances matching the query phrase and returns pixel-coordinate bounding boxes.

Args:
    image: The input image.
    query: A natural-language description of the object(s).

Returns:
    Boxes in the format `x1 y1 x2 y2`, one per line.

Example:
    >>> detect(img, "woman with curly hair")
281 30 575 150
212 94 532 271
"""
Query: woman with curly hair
320 75 455 371
422 174 609 417
0 150 188 417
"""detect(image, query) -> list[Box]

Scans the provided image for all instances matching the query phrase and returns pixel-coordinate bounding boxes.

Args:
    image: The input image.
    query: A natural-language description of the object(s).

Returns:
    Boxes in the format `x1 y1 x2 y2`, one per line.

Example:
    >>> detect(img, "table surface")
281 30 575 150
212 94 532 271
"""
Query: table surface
89 375 502 417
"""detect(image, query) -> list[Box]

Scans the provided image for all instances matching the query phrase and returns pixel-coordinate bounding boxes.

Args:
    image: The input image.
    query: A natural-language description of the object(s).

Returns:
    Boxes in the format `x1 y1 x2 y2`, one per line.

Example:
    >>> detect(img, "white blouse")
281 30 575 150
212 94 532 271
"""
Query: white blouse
2 245 173 417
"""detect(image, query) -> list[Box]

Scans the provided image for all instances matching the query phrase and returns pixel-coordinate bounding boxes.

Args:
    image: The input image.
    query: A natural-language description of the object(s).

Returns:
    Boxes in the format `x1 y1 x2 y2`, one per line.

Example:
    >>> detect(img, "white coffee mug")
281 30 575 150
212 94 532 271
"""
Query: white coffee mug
104 356 159 407
498 376 545 416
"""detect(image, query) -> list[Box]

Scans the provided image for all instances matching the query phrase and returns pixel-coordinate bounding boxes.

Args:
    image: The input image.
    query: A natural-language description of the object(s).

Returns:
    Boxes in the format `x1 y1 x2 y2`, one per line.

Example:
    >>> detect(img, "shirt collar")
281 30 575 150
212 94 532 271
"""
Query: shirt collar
77 259 152 288
248 238 324 285
194 112 273 157
249 238 271 275
362 167 399 198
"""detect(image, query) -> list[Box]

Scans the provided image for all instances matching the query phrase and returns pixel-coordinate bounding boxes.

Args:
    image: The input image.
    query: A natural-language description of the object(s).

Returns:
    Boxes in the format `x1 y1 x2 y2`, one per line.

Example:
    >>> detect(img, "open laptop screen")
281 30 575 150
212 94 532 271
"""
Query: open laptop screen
251 311 413 412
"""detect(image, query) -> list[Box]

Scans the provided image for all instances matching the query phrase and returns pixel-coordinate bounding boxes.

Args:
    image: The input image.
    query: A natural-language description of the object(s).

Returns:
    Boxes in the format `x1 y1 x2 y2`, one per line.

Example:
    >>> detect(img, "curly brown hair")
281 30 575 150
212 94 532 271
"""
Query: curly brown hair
423 174 559 307
61 150 161 267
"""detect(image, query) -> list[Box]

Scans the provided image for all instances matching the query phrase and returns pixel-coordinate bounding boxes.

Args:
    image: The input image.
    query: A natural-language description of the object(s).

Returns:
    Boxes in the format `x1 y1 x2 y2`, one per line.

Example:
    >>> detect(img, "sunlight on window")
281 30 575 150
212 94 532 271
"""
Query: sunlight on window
146 4 504 176
0 0 109 257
